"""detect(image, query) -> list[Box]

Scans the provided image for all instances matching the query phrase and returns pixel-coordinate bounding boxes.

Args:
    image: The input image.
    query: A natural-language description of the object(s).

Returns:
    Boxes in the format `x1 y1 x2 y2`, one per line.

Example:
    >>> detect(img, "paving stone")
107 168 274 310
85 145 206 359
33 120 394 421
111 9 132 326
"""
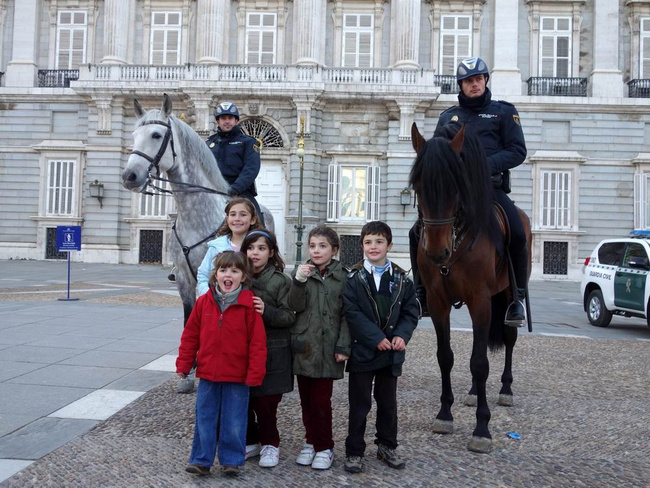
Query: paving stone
6 364 131 389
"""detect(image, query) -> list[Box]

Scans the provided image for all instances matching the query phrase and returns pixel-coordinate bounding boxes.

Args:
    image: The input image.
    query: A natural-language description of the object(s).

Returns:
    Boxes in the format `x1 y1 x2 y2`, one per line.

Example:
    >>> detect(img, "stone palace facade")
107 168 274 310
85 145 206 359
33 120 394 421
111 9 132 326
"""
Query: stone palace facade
1 0 650 280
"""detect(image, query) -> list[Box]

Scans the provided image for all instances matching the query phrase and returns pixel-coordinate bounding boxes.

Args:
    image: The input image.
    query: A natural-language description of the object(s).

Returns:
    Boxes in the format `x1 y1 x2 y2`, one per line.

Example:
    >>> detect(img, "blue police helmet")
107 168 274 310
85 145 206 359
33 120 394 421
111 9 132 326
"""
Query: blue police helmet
456 57 489 85
214 102 240 120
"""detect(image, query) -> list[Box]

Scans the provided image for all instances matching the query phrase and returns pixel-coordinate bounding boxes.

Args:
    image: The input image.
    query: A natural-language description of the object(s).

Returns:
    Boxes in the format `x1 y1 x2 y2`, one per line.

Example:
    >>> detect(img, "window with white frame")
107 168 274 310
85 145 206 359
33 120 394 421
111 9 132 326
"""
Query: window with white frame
327 164 379 222
56 11 87 69
641 18 650 78
342 14 373 68
634 172 650 229
540 170 571 229
150 12 182 65
246 13 277 64
540 17 571 77
46 160 76 216
439 15 471 75
139 179 176 217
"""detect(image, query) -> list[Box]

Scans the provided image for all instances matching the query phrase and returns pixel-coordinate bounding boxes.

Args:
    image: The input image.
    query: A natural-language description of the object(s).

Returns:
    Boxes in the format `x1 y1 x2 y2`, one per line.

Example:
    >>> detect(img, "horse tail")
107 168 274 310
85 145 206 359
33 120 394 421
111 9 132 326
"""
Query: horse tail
488 291 508 352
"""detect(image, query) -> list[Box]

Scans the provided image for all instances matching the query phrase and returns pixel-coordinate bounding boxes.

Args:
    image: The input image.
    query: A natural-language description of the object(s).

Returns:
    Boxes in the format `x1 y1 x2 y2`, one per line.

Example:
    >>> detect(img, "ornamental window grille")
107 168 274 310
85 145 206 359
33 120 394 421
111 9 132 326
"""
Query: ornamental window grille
246 12 277 64
540 17 571 77
439 15 471 75
45 227 67 260
56 11 87 69
150 12 181 65
239 119 284 147
343 14 373 68
543 241 568 275
46 160 75 216
339 234 364 268
139 230 164 264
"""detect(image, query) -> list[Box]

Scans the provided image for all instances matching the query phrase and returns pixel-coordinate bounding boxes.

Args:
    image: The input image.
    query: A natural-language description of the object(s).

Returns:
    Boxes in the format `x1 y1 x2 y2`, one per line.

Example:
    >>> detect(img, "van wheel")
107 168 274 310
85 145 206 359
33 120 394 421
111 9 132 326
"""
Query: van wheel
587 290 612 327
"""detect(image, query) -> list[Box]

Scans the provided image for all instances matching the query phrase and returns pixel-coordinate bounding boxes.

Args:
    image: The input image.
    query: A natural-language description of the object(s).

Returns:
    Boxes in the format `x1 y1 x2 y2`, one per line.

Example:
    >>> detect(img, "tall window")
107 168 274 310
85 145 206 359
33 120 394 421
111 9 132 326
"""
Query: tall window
56 11 87 69
342 14 373 68
246 13 277 64
540 17 571 77
634 173 650 229
139 180 176 217
642 18 650 78
540 170 571 229
327 165 379 222
439 15 471 75
150 12 182 65
46 160 75 216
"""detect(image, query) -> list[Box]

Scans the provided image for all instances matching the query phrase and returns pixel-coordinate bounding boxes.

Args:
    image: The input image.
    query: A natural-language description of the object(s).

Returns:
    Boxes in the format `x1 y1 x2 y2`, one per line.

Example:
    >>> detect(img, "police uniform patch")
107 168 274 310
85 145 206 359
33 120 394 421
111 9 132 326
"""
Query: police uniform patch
451 115 459 122
513 114 520 126
209 142 215 148
253 143 260 153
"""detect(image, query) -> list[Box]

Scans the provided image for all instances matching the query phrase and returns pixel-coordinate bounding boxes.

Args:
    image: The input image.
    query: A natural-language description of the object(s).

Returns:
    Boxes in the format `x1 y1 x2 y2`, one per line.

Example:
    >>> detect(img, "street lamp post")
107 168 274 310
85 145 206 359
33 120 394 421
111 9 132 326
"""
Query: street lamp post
295 116 306 264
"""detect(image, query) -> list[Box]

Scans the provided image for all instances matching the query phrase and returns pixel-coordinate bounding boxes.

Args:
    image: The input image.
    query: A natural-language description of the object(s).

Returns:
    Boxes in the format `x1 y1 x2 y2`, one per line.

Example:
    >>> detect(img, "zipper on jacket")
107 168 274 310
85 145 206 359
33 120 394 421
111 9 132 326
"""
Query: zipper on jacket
385 274 404 329
359 272 381 327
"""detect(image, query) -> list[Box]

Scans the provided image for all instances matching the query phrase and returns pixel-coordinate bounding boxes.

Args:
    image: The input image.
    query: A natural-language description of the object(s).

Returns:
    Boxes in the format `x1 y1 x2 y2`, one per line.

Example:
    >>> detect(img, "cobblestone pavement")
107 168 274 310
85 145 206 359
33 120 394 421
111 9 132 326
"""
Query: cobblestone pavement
3 328 649 488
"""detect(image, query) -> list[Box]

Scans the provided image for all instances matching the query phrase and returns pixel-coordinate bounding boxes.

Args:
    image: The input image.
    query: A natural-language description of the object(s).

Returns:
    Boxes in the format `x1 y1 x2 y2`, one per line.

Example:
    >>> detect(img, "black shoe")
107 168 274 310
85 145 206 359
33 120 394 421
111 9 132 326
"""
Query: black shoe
344 455 363 473
222 466 240 477
377 444 405 469
504 300 525 328
186 464 210 475
416 287 429 318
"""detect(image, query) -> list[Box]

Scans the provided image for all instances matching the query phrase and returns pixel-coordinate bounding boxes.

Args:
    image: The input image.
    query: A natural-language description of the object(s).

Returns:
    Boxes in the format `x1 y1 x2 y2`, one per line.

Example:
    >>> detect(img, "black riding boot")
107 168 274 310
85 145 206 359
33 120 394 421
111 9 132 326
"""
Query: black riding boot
409 220 429 318
504 247 528 328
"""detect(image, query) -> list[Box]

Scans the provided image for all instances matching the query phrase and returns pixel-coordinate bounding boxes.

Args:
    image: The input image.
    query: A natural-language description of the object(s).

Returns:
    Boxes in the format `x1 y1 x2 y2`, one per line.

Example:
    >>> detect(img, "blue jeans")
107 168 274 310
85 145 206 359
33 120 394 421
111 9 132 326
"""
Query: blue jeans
189 379 249 467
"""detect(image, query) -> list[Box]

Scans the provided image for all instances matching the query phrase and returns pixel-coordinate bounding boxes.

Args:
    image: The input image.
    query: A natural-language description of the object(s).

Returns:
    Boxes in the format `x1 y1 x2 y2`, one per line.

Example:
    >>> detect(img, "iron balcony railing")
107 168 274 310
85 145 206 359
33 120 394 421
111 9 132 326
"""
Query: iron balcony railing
526 77 587 97
38 69 80 87
433 75 457 94
628 79 650 98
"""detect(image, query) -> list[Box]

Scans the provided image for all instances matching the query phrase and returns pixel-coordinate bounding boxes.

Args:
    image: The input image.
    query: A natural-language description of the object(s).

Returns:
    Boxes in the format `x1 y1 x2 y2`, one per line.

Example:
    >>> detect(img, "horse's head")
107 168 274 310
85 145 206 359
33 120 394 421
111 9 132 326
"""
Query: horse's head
122 94 176 191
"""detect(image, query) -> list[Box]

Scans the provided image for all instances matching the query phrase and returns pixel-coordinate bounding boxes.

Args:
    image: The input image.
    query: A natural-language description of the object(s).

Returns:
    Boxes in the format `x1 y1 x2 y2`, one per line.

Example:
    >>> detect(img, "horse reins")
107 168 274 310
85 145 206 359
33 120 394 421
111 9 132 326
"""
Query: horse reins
129 117 230 282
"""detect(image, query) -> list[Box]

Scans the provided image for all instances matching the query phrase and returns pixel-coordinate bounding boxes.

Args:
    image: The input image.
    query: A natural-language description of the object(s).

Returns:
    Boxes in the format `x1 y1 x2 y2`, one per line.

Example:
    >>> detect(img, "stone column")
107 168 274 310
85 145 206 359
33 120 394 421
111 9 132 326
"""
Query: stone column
101 0 134 64
490 0 521 97
396 99 418 140
4 0 40 87
196 0 229 63
293 0 325 65
590 0 623 98
390 0 420 69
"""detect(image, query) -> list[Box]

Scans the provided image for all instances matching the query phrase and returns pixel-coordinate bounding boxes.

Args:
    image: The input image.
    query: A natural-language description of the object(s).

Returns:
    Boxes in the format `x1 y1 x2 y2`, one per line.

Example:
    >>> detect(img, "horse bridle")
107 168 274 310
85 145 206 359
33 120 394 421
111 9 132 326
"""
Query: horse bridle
129 118 229 281
420 210 470 275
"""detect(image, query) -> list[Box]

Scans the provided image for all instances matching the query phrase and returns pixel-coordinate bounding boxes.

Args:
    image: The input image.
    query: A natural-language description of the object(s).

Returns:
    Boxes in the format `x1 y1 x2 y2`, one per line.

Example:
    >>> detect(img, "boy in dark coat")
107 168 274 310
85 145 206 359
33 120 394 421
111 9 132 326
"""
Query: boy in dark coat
342 221 419 474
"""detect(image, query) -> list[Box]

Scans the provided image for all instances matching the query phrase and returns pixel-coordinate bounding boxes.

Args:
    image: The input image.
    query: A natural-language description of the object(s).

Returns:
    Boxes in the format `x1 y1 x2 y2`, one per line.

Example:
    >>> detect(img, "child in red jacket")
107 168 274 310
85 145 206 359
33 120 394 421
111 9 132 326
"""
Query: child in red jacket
177 251 267 477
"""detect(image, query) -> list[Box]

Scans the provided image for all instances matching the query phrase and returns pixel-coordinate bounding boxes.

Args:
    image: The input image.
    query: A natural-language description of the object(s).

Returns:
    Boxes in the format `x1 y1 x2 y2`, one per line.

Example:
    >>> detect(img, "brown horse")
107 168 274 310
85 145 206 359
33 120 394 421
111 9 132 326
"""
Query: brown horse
409 122 532 453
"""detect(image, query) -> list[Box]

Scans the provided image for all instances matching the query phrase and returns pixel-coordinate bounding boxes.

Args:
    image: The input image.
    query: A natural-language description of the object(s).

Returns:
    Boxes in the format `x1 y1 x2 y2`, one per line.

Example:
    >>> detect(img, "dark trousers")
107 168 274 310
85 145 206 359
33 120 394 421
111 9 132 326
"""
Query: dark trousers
494 190 528 287
246 394 283 447
297 375 334 452
345 368 398 457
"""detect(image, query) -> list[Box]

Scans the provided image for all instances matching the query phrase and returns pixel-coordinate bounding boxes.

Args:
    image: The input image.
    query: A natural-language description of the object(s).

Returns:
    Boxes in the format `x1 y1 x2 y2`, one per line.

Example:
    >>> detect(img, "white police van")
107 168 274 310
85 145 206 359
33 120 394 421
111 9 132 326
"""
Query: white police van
580 231 650 327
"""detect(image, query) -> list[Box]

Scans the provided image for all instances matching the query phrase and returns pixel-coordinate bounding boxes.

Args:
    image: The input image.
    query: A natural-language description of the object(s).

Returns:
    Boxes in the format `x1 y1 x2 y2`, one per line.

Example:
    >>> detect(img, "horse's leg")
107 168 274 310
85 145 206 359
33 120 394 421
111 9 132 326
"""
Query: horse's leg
465 379 477 407
467 298 493 454
498 321 518 406
431 305 454 435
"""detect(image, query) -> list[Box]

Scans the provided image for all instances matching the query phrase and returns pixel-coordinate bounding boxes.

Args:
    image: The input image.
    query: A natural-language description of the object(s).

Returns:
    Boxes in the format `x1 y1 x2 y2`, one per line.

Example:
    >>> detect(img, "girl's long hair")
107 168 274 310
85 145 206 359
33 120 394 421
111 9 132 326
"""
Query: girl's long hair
208 250 252 288
241 228 285 272
216 197 261 236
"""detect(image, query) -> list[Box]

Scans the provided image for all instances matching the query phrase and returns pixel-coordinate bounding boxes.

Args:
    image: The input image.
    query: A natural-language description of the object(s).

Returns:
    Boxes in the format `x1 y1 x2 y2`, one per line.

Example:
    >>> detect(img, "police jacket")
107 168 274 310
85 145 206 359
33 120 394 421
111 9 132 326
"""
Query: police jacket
436 87 526 177
343 262 419 376
206 125 261 196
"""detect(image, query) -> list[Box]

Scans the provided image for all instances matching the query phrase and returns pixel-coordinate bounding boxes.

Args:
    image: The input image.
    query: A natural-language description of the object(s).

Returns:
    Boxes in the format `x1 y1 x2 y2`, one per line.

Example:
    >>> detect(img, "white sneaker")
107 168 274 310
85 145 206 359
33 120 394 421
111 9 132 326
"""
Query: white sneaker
295 443 315 466
311 449 334 470
245 443 261 460
259 445 280 468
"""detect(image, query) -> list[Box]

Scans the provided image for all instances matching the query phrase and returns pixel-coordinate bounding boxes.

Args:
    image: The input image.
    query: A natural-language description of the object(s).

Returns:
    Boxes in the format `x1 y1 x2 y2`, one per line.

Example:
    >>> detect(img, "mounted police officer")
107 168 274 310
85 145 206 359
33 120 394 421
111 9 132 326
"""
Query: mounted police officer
207 102 263 222
409 56 528 327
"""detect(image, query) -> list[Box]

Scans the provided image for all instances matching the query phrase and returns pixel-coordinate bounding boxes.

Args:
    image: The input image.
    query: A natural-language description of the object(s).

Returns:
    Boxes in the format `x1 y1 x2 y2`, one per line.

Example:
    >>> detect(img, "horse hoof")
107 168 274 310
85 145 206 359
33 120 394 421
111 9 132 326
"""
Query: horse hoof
465 394 477 407
467 436 493 454
498 394 514 406
432 419 454 435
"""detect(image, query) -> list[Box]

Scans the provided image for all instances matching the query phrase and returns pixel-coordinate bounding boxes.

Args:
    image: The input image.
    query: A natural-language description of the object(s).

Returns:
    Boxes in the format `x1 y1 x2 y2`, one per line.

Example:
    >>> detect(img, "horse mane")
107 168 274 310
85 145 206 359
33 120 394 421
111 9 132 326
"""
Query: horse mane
136 109 230 194
409 124 502 252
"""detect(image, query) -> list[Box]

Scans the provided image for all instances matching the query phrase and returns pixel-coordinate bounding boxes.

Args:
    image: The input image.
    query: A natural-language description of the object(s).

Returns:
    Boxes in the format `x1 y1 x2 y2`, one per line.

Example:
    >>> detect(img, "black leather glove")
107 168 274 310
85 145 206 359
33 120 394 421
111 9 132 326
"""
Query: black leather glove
228 187 239 197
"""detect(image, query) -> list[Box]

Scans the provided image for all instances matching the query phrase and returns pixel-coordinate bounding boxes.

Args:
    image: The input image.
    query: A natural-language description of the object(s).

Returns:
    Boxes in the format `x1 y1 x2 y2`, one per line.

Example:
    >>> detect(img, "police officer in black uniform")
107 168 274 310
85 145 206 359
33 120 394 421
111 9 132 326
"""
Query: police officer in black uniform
409 57 528 327
206 102 263 222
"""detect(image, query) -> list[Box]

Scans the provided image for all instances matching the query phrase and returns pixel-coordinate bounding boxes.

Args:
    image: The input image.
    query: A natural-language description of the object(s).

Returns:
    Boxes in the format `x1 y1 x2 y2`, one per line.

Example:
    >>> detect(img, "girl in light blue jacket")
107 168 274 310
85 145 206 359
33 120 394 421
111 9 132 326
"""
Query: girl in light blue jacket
196 197 261 297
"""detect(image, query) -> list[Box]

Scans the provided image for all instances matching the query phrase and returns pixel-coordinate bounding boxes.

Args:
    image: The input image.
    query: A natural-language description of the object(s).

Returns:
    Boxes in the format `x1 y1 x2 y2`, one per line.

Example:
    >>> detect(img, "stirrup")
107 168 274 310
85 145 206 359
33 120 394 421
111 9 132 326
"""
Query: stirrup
504 300 525 328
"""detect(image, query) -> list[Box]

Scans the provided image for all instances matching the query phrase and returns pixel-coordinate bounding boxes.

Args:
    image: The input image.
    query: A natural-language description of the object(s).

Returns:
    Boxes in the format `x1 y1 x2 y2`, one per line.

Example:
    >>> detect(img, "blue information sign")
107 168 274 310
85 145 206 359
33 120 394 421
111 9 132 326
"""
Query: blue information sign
56 226 82 252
